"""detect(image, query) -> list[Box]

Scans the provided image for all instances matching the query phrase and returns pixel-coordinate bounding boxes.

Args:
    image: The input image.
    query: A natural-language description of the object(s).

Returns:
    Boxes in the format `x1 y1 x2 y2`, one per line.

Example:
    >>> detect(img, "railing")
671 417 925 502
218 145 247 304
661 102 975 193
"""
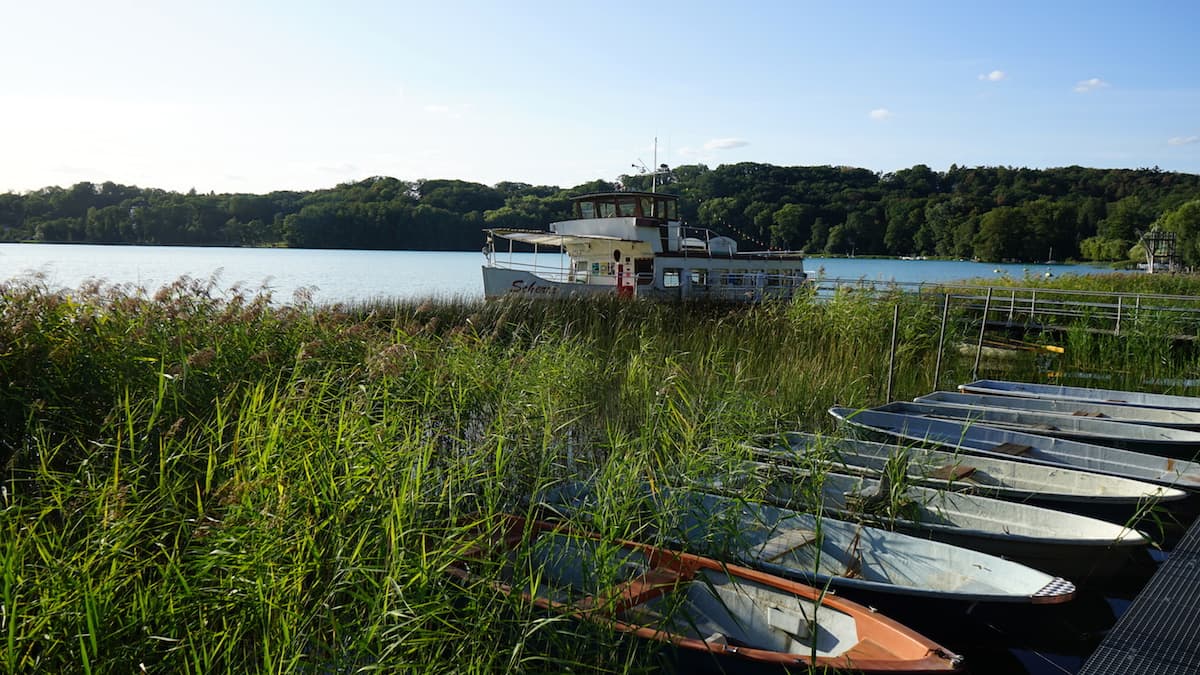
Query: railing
809 277 1200 338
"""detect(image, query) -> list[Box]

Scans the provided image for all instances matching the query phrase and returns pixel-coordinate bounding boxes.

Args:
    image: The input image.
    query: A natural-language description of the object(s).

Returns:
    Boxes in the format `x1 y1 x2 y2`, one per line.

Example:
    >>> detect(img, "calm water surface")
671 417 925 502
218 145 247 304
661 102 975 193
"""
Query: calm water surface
0 243 1119 304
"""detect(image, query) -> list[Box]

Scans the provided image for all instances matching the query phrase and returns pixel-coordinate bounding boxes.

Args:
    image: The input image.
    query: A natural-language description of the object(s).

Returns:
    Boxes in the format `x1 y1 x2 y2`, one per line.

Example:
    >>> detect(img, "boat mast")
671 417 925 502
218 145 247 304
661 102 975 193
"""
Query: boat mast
652 137 658 193
632 137 670 194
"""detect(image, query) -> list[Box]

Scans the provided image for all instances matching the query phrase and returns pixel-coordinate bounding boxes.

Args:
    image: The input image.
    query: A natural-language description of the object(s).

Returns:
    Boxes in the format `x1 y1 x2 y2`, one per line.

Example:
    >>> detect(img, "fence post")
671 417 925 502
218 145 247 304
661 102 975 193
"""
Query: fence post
972 288 993 380
886 303 900 401
1116 296 1122 335
933 293 950 391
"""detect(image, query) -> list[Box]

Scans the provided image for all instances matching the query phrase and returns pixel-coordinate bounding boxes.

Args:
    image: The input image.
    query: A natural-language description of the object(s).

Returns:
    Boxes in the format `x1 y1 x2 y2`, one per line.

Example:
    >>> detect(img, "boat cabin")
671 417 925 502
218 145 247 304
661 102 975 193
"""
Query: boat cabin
572 192 679 221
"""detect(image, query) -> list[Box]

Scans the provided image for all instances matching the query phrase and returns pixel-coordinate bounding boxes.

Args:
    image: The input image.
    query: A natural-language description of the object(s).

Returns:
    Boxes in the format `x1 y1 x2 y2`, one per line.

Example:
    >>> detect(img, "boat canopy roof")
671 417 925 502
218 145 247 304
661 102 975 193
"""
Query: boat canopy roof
569 191 679 221
486 228 636 247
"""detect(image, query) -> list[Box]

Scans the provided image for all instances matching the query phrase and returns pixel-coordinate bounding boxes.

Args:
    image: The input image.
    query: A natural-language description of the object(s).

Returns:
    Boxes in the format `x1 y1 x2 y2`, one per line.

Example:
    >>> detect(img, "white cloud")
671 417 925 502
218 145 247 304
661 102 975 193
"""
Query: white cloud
978 70 1006 82
1073 77 1109 93
1169 136 1200 146
703 138 749 151
423 104 450 114
868 108 893 121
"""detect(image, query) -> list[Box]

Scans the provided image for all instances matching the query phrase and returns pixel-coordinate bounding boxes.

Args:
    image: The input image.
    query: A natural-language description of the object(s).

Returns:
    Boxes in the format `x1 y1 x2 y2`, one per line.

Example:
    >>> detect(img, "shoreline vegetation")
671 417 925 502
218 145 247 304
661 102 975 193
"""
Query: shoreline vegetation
2 273 1199 672
2 163 1200 267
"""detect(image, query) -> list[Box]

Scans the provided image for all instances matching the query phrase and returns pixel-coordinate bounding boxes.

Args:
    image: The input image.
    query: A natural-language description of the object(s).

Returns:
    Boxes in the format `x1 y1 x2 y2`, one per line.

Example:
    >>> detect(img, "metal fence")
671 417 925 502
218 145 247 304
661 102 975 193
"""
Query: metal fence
810 277 1200 339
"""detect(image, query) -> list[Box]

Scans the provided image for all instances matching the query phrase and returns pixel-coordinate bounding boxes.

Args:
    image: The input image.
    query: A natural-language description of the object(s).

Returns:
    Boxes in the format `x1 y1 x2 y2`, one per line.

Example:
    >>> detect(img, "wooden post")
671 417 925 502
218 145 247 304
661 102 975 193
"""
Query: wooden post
886 303 900 401
972 287 993 380
1116 296 1123 335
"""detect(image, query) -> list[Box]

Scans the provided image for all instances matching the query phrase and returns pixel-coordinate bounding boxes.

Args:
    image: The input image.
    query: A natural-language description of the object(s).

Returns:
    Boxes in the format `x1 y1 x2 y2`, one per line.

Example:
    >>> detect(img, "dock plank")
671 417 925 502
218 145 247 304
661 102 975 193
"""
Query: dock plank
1080 515 1200 675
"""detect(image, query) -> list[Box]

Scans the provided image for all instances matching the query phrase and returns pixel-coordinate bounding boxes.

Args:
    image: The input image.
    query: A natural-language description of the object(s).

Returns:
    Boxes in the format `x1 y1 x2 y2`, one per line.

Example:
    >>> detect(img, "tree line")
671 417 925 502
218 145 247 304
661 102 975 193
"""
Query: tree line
1 163 1198 265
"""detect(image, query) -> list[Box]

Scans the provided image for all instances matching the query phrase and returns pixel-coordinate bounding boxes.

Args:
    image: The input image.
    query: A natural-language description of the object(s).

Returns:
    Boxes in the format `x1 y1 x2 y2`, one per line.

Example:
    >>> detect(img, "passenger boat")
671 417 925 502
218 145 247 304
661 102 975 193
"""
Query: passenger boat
744 462 1149 582
539 483 1076 606
449 515 962 673
753 431 1188 527
915 390 1200 430
959 379 1200 412
829 406 1200 491
482 191 807 301
873 400 1200 458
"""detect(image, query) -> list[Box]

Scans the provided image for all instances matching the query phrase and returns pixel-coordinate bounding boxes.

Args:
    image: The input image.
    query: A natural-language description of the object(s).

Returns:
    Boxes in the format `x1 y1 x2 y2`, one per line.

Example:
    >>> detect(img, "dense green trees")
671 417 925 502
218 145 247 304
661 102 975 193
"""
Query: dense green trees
1 163 1198 264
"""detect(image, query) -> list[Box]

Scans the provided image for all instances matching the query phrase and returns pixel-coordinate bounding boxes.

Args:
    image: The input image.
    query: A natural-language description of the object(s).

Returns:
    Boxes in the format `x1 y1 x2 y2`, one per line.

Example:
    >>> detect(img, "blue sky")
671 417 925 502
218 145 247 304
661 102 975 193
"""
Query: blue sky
2 1 1198 194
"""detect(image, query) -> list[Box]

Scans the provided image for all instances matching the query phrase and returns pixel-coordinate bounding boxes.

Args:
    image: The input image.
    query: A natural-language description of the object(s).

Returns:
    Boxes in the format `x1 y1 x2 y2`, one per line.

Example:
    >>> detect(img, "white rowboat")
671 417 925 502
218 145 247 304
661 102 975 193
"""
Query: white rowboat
874 400 1200 457
915 391 1200 430
960 379 1200 412
745 462 1148 581
830 406 1200 491
752 431 1187 525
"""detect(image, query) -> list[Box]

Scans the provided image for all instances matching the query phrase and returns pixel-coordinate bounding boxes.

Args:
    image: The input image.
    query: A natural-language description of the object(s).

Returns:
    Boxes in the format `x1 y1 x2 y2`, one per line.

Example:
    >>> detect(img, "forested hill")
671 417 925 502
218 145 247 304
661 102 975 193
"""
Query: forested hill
2 163 1199 264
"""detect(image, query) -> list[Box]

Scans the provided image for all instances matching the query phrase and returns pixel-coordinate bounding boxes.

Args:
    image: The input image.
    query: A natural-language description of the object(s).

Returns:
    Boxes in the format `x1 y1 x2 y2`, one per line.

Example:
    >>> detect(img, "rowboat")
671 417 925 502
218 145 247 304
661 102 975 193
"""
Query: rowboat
743 462 1149 581
830 406 1200 491
959 379 1200 412
873 400 1200 458
450 515 963 673
753 431 1187 525
915 390 1200 430
539 483 1076 606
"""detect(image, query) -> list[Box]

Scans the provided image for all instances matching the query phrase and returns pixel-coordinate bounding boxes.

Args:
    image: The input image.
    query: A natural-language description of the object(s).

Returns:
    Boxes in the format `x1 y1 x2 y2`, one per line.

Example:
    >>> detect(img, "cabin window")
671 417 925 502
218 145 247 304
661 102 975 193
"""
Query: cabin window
690 269 707 286
766 272 782 286
712 269 729 285
655 198 677 220
578 202 596 219
663 268 682 288
639 197 652 218
599 202 617 218
617 200 636 217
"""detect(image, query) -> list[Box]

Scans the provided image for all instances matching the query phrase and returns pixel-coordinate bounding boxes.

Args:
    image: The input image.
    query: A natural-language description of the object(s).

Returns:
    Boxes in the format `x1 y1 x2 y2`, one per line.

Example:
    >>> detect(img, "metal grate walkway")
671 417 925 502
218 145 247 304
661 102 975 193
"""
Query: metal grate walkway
1080 515 1200 675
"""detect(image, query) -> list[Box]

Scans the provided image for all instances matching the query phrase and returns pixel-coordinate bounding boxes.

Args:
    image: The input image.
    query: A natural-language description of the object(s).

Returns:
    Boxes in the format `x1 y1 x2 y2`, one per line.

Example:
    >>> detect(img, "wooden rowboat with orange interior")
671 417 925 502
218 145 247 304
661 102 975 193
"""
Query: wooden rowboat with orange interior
449 515 962 673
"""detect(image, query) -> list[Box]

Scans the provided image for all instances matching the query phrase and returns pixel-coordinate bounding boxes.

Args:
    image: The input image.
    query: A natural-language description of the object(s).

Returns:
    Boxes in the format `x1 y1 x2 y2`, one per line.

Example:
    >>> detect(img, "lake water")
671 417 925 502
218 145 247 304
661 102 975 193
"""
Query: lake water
0 243 1120 305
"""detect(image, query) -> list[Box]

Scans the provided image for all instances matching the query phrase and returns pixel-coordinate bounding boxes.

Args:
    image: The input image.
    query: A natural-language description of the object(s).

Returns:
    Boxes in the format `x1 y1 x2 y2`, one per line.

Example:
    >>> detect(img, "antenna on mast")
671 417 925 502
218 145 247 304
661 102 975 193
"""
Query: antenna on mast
631 137 671 193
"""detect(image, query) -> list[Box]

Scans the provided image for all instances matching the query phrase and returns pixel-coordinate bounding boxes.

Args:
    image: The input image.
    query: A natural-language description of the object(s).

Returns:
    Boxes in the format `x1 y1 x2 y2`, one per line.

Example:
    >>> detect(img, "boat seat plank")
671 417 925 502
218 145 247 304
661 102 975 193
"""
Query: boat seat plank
756 529 818 562
992 442 1033 456
850 638 896 660
928 463 977 481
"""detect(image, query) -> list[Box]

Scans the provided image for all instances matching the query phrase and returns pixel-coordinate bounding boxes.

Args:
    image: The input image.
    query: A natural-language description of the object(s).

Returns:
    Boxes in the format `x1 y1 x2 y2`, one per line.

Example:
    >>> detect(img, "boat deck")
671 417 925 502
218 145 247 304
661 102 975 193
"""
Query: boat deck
1079 513 1200 675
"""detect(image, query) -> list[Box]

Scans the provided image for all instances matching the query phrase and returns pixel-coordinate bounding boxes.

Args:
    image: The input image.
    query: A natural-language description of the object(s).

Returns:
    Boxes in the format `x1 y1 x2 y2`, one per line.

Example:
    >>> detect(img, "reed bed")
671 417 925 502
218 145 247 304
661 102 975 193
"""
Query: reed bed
0 274 1196 673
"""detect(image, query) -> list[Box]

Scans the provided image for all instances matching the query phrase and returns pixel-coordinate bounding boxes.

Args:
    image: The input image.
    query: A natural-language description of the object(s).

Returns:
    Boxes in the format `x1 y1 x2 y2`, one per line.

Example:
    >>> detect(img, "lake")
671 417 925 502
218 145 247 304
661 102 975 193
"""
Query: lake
0 243 1120 305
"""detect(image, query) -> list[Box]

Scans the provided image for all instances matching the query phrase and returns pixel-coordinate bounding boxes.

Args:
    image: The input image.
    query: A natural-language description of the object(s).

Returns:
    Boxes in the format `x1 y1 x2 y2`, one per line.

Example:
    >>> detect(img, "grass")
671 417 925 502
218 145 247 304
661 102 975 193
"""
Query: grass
1 273 1198 672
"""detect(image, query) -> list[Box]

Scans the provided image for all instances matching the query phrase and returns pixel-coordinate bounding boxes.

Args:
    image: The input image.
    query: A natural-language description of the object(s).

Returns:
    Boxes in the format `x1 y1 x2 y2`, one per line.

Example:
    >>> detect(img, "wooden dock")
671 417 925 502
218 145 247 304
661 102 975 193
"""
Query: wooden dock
1079 514 1200 675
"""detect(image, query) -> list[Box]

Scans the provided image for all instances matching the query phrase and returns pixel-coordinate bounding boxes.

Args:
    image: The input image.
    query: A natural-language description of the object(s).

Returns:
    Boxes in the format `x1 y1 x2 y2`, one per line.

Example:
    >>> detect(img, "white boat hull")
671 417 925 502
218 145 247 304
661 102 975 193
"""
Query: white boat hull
830 406 1200 491
876 400 1200 457
916 391 1200 430
751 463 1148 582
754 431 1187 524
960 379 1200 412
481 265 615 298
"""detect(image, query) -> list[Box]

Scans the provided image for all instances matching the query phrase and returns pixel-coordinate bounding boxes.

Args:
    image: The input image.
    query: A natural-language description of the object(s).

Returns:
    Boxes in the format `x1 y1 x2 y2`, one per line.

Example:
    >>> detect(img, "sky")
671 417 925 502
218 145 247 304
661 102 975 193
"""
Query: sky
2 0 1198 195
